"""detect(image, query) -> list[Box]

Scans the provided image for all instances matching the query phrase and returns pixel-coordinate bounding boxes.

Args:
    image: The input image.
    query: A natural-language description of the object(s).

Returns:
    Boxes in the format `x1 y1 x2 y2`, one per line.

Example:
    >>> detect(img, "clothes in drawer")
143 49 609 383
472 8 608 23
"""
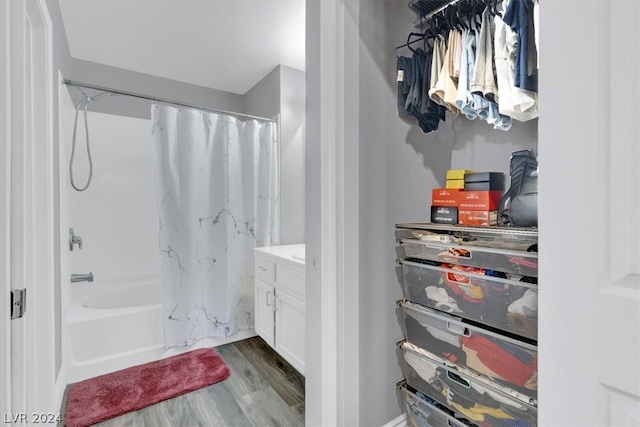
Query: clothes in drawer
400 238 538 278
401 260 537 340
401 384 477 427
402 342 537 427
400 300 537 399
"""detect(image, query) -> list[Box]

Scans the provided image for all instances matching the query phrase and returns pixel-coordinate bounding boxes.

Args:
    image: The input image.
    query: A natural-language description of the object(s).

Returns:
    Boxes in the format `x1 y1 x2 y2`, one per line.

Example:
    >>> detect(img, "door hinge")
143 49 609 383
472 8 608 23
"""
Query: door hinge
10 288 26 319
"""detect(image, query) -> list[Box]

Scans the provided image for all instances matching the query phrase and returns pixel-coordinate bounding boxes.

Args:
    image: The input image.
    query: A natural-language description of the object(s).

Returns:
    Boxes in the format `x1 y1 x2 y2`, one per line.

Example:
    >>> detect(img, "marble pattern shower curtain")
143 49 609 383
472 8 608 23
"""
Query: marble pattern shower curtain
151 104 278 348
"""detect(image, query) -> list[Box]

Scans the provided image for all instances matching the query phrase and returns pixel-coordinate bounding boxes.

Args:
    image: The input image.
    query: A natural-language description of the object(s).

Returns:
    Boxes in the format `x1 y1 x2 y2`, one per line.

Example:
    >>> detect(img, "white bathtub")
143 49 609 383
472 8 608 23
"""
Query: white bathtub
66 280 256 383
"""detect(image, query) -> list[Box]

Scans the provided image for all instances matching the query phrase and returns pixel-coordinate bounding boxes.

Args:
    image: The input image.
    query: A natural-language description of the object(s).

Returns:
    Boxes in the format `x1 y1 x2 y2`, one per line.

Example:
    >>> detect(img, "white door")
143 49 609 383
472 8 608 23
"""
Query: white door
275 290 305 375
1 0 56 422
540 1 640 424
255 280 275 347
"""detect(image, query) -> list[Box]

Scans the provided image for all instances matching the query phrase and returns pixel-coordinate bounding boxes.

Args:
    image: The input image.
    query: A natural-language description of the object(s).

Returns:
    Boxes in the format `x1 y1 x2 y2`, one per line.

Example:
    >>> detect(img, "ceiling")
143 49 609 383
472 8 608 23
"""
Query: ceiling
58 0 306 95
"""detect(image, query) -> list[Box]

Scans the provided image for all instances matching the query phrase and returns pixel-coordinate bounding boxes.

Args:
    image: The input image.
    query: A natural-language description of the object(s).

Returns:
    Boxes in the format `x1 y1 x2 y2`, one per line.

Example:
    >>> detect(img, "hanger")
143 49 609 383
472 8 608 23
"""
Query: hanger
394 32 427 57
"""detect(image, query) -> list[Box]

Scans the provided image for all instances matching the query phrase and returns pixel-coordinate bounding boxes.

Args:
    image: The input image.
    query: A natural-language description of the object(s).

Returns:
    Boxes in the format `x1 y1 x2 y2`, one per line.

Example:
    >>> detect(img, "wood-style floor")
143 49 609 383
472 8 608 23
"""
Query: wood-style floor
59 337 305 427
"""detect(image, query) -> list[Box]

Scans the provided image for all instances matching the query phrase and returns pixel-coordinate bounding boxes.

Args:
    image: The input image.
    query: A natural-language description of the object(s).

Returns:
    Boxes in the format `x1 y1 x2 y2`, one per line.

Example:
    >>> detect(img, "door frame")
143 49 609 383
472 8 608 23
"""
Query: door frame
1 0 13 418
308 1 360 425
1 0 57 418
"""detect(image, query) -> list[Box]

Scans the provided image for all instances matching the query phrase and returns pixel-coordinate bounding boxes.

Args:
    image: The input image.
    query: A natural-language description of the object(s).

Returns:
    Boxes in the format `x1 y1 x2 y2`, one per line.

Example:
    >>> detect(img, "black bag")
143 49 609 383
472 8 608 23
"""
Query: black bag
499 150 538 227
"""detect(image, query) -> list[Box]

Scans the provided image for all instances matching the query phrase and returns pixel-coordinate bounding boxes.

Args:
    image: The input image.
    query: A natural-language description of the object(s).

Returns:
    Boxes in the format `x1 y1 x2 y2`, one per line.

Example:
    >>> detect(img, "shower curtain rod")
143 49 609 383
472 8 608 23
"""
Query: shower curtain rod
63 79 277 123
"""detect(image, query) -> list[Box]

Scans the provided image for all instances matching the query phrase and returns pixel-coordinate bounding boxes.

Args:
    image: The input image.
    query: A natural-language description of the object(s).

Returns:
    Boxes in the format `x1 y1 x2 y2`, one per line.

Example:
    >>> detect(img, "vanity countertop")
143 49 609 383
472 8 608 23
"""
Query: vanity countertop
254 244 305 267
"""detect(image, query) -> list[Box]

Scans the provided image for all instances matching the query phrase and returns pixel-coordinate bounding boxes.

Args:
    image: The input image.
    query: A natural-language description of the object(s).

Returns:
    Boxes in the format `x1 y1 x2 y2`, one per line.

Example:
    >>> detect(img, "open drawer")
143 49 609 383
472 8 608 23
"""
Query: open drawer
400 382 477 427
400 259 538 340
402 342 537 427
400 299 537 399
399 237 538 278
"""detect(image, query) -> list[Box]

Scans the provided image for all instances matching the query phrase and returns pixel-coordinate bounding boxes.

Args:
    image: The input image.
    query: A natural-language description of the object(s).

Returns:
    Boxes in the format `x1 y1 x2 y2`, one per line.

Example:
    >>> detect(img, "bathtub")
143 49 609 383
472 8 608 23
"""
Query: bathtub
66 279 256 383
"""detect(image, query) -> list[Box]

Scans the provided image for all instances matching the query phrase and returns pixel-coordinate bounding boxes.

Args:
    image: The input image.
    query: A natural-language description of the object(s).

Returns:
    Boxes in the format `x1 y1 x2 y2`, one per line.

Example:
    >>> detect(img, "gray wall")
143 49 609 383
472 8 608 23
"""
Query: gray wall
244 66 281 118
245 65 306 245
278 66 305 245
357 0 537 424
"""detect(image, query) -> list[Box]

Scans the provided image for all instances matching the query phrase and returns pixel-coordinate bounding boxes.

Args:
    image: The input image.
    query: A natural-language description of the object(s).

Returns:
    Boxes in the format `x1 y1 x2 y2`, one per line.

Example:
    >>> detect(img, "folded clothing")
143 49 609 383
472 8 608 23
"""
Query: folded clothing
461 334 537 388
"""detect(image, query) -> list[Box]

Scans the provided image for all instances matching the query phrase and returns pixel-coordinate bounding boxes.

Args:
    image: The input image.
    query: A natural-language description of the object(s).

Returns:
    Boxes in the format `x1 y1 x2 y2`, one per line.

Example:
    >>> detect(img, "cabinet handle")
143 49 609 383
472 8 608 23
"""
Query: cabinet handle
274 294 279 311
259 266 268 271
266 291 271 307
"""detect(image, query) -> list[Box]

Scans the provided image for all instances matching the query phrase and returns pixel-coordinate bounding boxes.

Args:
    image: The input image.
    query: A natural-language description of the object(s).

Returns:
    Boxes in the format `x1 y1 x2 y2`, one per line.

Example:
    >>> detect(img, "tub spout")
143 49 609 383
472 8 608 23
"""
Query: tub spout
71 273 94 283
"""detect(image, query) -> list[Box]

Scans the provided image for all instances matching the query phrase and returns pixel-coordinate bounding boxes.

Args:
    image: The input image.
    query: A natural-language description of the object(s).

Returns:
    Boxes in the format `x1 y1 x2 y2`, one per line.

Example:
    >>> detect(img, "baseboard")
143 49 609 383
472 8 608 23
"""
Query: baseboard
383 413 407 427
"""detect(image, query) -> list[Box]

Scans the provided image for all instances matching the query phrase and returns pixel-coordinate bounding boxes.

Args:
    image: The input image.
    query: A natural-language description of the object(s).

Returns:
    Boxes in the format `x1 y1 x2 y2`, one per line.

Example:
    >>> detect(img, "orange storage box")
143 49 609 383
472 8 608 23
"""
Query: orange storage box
458 190 502 211
431 188 460 207
458 210 498 226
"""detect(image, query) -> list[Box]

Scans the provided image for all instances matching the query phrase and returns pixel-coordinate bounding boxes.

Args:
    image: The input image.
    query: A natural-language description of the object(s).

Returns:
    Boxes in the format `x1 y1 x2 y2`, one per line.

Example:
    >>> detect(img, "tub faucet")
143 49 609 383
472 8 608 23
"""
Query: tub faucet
71 273 93 283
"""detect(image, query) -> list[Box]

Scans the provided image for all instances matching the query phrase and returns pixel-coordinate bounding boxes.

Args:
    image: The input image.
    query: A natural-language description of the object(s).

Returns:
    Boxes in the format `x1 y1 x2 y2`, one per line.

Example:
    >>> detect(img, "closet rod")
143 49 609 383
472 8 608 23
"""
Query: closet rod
63 79 277 123
412 0 462 28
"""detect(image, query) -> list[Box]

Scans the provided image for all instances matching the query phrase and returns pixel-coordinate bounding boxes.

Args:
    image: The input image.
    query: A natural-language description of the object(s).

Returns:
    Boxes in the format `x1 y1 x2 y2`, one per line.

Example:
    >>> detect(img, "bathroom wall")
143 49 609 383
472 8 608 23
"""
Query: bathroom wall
66 112 159 292
245 65 306 245
356 1 537 424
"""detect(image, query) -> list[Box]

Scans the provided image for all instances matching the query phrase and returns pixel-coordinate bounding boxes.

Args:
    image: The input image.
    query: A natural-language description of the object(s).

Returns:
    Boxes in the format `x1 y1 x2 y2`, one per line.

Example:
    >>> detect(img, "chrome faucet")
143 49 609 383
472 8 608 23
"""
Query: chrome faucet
71 273 93 283
69 228 82 251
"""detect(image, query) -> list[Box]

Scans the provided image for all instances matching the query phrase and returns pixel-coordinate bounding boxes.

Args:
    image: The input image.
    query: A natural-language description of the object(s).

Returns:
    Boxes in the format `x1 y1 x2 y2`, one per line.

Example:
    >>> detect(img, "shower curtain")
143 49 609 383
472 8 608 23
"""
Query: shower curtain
151 104 278 348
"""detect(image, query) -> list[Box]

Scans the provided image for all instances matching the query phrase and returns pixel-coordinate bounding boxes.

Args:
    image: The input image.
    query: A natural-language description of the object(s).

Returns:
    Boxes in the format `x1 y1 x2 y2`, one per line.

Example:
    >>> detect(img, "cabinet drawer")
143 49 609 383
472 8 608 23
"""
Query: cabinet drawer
400 238 538 278
401 260 537 340
401 300 537 400
256 257 276 283
402 343 537 427
401 384 475 427
276 264 305 298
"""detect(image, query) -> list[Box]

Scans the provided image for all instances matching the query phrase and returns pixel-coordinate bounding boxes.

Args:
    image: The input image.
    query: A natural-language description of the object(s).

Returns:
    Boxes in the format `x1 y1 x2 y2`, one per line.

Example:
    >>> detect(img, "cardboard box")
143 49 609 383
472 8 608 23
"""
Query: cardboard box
458 210 498 226
464 172 505 191
458 190 502 211
431 188 460 207
431 206 458 224
446 169 476 180
446 179 465 189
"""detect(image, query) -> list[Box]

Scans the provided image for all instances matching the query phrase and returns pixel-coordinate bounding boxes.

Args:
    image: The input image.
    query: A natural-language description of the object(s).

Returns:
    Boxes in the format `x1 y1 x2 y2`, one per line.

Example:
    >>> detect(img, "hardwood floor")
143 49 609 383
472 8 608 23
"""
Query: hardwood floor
59 337 305 427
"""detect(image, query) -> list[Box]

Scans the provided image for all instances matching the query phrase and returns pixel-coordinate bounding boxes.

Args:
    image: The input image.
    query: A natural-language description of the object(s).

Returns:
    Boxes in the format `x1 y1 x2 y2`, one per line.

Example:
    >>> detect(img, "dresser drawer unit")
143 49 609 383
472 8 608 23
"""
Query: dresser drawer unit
401 260 538 340
401 384 476 427
400 300 537 398
402 343 537 427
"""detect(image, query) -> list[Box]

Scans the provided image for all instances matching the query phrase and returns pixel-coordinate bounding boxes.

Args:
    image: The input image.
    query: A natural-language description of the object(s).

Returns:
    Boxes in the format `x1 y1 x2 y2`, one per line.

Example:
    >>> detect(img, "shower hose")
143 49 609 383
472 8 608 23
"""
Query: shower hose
70 99 93 191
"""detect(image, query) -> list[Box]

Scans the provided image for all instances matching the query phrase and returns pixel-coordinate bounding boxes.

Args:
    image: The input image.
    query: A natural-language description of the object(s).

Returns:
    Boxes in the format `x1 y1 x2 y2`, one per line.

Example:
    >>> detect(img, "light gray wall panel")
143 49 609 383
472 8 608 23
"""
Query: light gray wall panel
279 65 305 244
358 1 451 424
244 66 280 119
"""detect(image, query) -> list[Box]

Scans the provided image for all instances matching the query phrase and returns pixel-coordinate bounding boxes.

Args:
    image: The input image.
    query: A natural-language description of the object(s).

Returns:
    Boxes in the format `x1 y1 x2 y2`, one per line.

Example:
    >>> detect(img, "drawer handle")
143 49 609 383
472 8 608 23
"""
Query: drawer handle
259 266 268 271
446 370 470 389
446 321 470 336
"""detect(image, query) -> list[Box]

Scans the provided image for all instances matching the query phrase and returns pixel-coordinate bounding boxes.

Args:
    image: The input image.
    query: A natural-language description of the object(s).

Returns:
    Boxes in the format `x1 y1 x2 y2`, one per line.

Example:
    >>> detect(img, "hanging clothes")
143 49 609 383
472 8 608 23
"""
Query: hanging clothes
494 0 538 121
396 0 540 134
503 0 538 92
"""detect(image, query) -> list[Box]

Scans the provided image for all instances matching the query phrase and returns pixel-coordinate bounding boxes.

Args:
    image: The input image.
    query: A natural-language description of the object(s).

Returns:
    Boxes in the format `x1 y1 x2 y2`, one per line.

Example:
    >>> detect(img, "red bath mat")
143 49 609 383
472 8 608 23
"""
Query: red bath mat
64 348 230 427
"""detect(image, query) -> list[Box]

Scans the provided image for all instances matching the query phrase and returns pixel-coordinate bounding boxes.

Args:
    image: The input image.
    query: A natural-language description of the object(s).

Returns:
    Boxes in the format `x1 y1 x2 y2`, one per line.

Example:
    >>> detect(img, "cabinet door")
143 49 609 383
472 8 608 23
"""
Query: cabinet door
275 291 305 375
255 280 275 347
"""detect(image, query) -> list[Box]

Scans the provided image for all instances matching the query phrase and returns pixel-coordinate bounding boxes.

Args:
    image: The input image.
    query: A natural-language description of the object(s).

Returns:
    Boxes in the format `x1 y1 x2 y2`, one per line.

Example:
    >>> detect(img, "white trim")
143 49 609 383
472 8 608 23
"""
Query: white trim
319 1 340 424
382 413 408 427
0 0 13 418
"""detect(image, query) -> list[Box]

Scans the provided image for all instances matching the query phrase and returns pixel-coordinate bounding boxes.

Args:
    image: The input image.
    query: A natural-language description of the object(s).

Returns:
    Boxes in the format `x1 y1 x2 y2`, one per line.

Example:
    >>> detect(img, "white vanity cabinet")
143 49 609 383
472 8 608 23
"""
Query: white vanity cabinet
254 244 305 375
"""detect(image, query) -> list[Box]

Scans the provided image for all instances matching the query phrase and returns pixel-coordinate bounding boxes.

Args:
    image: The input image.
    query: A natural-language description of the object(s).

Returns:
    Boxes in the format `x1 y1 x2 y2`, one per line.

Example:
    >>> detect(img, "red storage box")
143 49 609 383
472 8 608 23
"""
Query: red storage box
458 190 502 211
